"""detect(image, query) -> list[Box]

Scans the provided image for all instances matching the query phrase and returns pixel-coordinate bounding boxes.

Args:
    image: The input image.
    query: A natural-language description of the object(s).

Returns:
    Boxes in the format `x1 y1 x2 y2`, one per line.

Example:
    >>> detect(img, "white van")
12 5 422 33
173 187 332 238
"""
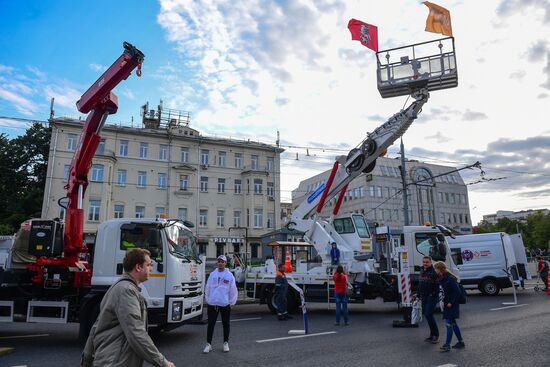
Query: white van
447 233 529 295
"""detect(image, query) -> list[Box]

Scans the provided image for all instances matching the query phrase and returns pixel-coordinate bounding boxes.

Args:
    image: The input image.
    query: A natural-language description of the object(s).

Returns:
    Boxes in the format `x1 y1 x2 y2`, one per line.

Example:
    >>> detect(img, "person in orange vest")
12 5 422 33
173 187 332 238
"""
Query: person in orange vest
275 264 292 321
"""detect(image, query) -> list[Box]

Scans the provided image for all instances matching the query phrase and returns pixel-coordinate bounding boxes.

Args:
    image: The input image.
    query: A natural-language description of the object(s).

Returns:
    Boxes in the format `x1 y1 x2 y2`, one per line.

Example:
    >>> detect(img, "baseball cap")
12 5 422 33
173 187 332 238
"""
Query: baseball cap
217 255 227 262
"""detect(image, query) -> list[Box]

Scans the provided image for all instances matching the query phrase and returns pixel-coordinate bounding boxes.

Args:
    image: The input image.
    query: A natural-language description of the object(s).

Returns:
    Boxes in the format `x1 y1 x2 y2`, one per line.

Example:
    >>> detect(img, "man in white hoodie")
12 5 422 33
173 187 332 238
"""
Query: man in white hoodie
203 254 238 354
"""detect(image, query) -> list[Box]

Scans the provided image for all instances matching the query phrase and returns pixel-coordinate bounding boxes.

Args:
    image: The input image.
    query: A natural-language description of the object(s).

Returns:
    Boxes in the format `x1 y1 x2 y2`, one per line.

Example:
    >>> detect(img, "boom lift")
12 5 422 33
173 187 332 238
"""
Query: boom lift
0 42 205 340
245 37 459 313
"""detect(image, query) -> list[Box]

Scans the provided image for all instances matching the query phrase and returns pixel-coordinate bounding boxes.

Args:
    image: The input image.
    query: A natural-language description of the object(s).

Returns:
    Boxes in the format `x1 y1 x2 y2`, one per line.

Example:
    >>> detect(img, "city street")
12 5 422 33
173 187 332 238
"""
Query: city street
1 287 548 367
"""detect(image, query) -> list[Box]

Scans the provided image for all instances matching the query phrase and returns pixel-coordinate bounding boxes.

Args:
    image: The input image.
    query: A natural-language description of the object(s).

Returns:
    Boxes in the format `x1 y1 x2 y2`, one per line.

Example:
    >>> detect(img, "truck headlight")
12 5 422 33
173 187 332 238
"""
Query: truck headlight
172 301 183 321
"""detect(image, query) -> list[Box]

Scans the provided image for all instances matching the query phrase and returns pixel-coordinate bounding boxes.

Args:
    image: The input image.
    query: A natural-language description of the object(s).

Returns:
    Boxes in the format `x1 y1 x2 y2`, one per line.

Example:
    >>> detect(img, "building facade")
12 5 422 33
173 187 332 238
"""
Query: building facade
482 209 549 225
291 156 473 235
41 116 283 260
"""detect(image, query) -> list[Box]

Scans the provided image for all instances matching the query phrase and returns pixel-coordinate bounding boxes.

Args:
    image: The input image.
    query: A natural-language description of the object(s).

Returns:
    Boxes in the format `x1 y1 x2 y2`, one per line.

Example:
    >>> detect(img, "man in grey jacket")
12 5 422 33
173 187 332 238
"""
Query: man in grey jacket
82 248 175 367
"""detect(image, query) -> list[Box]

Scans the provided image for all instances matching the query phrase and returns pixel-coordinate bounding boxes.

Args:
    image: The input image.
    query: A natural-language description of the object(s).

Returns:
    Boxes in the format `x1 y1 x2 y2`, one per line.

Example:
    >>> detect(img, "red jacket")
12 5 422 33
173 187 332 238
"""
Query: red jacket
333 272 347 294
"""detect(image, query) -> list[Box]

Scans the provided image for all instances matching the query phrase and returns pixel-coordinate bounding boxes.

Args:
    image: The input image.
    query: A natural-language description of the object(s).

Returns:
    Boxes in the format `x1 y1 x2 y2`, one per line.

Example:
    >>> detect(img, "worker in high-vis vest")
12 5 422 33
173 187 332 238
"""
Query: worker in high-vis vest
275 264 292 321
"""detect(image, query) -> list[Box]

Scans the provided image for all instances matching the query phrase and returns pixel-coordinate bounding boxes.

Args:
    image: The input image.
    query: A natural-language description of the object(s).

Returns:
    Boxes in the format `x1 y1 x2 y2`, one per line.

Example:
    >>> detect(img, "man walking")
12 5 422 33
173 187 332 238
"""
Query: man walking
203 255 238 354
82 248 175 367
275 263 292 320
418 256 439 344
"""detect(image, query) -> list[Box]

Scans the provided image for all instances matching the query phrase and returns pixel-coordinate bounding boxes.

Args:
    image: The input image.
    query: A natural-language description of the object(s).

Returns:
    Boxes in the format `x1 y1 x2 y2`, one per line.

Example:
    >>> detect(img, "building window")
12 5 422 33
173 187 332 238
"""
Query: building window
218 151 226 167
254 208 263 228
217 209 225 227
159 144 168 160
464 214 469 224
139 143 148 158
91 164 104 182
251 243 259 259
216 243 225 257
155 207 166 218
369 186 375 197
267 157 274 171
453 213 458 224
63 164 70 182
88 200 101 221
381 166 388 176
459 214 463 223
67 133 77 151
157 173 167 189
450 193 455 204
446 213 452 223
251 155 258 170
179 174 189 190
267 212 274 228
254 179 263 194
445 193 450 203
234 179 242 194
378 208 384 220
114 204 124 218
117 169 127 186
200 149 209 165
438 192 443 203
200 176 208 192
376 186 382 198
393 209 399 221
119 140 128 156
96 139 105 155
180 147 189 162
135 206 145 218
218 178 225 193
235 153 242 168
198 241 207 255
267 182 274 198
137 171 147 188
199 209 208 227
178 208 187 221
233 211 241 227
440 212 446 224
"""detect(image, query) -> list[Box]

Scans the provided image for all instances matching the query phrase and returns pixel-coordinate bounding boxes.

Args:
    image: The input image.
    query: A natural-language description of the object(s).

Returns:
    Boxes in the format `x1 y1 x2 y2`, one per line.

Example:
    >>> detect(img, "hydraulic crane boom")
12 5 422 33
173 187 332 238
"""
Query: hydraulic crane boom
30 42 144 287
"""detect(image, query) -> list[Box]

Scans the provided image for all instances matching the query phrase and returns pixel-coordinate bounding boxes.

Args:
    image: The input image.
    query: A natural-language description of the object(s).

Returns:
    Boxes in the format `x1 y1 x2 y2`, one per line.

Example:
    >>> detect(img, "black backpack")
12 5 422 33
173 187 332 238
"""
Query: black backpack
457 283 467 304
543 261 550 273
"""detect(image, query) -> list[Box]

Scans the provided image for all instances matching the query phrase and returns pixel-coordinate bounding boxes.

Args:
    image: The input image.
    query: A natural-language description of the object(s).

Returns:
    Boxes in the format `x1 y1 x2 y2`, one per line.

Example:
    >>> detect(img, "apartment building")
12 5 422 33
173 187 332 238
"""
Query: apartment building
291 156 473 235
41 112 283 259
482 209 549 225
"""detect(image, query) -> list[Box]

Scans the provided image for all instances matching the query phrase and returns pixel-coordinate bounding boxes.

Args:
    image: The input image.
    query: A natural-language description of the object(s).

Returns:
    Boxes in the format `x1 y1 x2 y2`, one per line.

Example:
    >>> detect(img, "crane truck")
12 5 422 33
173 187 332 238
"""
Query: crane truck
245 37 460 315
0 42 205 340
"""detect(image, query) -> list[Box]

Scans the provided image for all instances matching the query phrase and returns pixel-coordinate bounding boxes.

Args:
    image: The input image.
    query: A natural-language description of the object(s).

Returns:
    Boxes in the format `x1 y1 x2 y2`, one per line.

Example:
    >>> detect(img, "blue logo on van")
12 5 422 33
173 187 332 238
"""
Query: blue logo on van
462 250 474 261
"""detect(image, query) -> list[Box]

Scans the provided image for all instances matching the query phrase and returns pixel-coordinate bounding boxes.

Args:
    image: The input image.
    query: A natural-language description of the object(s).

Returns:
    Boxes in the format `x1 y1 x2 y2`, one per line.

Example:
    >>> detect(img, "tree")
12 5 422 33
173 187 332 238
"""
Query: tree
0 123 51 234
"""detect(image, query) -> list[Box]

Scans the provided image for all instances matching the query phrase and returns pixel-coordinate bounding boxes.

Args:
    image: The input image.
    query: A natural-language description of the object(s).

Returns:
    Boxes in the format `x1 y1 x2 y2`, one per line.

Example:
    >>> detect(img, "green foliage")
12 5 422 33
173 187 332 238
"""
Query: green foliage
0 123 51 231
474 212 550 250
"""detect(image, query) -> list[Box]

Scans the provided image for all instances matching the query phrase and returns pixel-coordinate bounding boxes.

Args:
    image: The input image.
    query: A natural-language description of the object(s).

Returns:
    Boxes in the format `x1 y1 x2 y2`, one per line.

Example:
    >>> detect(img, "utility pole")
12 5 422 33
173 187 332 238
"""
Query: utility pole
400 138 410 226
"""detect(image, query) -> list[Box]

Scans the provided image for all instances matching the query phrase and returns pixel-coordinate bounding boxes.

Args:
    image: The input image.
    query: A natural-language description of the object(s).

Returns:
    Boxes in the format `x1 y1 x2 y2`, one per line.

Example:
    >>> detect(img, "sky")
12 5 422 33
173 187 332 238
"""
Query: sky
1 0 550 225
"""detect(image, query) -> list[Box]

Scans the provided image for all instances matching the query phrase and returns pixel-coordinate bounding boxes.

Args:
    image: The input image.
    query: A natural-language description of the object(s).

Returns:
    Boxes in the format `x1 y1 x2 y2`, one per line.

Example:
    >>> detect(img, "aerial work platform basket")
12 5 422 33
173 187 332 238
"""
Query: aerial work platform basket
376 37 457 98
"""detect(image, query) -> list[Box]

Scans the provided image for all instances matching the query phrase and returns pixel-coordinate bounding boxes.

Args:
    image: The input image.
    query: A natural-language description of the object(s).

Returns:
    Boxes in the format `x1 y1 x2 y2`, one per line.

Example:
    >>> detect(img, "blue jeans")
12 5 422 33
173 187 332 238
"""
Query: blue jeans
335 292 348 323
422 295 439 337
444 318 463 345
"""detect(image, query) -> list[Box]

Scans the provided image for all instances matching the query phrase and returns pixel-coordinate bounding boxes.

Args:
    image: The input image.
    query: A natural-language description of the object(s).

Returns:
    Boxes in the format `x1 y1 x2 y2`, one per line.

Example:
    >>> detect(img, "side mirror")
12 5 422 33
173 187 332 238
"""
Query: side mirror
157 262 164 273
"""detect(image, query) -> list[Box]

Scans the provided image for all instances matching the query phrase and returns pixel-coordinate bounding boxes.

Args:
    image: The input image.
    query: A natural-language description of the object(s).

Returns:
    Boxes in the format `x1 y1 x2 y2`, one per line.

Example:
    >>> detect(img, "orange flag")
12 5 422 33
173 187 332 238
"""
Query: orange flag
423 1 453 37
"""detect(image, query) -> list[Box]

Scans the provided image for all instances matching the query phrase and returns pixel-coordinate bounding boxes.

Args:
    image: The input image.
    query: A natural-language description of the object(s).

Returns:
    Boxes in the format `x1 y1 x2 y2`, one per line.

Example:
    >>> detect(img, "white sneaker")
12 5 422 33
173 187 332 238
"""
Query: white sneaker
223 342 230 352
203 343 212 354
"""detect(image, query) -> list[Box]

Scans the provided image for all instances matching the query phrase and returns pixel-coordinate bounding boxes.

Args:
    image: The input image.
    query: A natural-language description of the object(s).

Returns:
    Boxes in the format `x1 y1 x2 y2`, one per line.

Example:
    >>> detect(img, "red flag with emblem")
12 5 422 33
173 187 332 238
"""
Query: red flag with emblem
347 19 378 52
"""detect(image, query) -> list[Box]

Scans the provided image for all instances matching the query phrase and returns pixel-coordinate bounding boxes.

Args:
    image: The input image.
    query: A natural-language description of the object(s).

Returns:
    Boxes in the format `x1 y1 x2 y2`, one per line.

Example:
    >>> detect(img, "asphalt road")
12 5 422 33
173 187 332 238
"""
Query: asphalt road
1 286 549 367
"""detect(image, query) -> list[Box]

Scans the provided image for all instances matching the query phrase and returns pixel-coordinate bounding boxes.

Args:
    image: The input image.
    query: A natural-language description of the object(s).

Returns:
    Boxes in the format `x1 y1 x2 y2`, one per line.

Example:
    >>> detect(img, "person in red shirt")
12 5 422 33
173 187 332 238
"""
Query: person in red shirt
536 256 549 290
333 265 349 326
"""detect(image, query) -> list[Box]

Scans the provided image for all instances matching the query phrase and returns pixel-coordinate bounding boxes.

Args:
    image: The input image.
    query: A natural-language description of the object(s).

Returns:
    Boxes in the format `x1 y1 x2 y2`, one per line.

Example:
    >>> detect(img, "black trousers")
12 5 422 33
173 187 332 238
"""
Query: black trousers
207 305 231 343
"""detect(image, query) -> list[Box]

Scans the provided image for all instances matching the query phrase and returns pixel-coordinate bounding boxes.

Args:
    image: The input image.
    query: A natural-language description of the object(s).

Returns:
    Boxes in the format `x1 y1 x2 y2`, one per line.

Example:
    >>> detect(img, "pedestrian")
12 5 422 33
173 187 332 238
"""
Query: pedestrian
536 256 549 290
275 263 293 321
433 261 465 352
333 265 349 326
418 256 439 344
81 248 175 367
330 242 340 266
203 255 238 354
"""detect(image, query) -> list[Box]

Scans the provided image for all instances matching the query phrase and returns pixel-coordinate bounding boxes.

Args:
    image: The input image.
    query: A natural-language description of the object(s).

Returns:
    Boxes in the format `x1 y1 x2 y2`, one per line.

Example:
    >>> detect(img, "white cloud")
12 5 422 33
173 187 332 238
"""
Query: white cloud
89 63 108 73
0 88 37 115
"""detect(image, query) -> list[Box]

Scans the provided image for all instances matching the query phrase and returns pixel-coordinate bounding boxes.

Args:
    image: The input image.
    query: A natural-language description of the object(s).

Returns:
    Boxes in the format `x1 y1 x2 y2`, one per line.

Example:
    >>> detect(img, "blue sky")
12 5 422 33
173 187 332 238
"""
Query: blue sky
1 0 550 222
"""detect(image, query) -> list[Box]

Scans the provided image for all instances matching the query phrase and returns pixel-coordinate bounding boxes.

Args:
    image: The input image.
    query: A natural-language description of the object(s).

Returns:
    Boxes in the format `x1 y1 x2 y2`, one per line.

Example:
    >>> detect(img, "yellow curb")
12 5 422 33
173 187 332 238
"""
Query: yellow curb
0 347 15 356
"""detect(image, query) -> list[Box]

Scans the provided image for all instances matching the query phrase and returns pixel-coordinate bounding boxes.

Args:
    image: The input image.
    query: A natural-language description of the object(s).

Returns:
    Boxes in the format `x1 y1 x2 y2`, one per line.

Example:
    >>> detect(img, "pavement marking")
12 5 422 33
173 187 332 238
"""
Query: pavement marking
256 331 337 343
217 317 262 323
0 347 15 356
436 364 458 367
0 334 50 340
489 304 528 311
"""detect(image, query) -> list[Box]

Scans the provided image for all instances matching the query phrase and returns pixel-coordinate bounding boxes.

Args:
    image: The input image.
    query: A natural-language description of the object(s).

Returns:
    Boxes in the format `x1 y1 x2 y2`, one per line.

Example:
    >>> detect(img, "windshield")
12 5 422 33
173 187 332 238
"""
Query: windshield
353 215 370 238
165 225 199 259
415 232 447 262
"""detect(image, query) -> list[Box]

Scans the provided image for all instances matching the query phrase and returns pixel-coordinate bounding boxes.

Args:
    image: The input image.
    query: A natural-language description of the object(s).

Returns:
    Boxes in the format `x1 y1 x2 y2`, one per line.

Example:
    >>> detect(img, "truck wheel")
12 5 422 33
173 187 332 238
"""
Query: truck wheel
480 279 500 296
266 288 277 314
78 301 101 343
266 289 299 314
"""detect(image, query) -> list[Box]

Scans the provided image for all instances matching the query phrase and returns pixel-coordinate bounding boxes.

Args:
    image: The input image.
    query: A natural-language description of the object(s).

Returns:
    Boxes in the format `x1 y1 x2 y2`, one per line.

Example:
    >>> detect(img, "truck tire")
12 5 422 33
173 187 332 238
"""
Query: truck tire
266 288 300 314
78 301 101 343
480 279 500 296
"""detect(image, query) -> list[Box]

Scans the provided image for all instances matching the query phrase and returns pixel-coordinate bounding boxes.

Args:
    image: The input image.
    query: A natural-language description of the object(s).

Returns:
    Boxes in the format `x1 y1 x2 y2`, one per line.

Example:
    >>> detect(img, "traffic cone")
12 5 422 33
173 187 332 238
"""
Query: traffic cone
547 275 550 295
284 248 293 273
